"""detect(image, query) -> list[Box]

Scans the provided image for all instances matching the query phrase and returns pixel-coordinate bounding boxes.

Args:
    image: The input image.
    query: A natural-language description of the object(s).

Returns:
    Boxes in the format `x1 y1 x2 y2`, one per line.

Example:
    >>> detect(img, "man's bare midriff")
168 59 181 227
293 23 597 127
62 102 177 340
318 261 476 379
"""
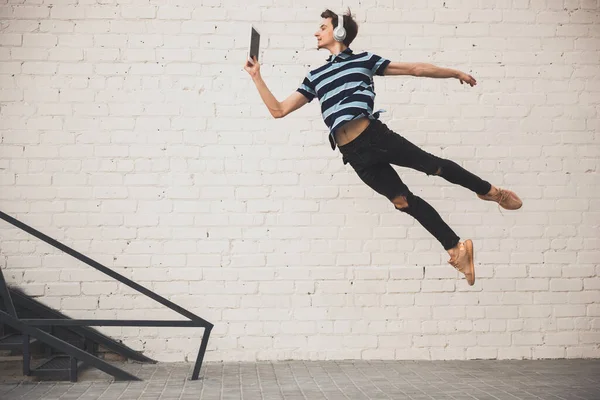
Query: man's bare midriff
334 117 371 147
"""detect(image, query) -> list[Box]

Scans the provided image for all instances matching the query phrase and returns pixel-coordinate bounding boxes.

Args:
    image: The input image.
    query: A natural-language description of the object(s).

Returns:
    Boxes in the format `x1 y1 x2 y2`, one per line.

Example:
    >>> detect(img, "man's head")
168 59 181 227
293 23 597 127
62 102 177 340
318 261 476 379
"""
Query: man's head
315 8 358 51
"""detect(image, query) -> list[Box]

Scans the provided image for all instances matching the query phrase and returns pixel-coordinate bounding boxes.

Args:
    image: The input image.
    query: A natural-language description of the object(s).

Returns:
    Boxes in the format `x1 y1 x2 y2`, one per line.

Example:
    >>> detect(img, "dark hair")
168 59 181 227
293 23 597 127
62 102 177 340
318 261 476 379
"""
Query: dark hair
321 8 358 47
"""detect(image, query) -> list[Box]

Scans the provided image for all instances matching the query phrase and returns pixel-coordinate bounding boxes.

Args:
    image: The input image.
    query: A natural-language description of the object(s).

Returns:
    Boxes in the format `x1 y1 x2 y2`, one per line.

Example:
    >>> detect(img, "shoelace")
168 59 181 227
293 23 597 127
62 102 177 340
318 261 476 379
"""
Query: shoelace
494 188 511 215
498 189 511 204
448 247 463 271
449 259 470 275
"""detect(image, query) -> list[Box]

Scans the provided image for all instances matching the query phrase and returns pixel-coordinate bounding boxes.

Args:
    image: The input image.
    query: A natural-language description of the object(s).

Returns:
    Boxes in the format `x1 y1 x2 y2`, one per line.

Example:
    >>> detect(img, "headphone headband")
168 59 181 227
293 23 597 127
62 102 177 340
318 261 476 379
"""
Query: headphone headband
333 10 346 42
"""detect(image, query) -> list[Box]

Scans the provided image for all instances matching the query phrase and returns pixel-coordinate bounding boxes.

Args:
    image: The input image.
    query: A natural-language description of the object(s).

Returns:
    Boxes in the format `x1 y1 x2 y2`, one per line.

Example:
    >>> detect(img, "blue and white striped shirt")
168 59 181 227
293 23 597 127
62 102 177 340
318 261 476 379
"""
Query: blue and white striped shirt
296 48 391 150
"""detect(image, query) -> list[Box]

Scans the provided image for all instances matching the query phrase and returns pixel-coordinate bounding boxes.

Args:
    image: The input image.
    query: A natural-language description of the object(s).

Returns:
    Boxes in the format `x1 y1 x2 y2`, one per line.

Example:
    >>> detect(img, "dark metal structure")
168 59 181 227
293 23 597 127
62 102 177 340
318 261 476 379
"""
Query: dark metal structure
0 210 213 381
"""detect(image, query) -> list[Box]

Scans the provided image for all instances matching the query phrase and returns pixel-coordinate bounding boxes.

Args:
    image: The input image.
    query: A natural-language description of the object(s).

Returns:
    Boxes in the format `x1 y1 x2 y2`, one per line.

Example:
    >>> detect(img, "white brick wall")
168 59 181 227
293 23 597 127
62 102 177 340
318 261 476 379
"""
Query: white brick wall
1 1 599 362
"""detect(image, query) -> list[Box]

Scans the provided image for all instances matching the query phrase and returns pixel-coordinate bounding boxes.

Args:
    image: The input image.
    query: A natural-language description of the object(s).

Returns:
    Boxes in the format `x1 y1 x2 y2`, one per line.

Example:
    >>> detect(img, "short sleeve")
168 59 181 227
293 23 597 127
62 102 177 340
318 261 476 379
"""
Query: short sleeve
369 53 391 76
296 75 316 102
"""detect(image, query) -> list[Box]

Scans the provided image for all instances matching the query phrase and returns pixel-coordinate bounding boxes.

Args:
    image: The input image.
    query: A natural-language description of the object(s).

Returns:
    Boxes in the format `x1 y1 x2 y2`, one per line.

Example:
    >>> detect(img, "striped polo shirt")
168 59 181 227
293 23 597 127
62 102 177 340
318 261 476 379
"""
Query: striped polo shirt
296 48 391 150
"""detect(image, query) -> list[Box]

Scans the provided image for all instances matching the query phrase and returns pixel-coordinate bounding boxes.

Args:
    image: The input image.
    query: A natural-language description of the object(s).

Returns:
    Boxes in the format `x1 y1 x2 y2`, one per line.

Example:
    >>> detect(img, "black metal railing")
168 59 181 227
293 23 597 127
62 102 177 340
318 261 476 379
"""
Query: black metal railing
0 210 213 381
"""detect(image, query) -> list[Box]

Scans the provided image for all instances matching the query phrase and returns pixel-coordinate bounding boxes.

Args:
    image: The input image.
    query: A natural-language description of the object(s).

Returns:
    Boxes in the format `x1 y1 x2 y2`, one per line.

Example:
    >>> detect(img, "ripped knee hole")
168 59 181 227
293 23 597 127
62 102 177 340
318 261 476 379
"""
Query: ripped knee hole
392 195 409 209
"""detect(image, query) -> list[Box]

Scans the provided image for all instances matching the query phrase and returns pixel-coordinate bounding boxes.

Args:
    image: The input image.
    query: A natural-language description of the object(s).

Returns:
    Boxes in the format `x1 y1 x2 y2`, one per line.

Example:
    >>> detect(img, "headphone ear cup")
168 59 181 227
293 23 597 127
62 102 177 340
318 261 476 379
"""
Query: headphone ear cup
333 12 346 42
333 27 346 42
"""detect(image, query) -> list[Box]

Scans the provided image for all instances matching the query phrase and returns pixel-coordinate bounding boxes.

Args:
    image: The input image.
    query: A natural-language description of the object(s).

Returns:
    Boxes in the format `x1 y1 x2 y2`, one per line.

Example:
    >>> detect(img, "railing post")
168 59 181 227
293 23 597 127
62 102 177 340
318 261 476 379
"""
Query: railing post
191 325 212 380
0 267 17 318
70 356 77 382
22 334 30 376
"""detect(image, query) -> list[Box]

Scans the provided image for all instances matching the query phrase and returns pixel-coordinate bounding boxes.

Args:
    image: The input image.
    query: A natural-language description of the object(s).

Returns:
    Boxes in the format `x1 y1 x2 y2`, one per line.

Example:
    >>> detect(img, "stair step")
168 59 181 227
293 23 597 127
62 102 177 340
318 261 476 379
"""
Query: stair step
0 333 39 350
31 355 85 381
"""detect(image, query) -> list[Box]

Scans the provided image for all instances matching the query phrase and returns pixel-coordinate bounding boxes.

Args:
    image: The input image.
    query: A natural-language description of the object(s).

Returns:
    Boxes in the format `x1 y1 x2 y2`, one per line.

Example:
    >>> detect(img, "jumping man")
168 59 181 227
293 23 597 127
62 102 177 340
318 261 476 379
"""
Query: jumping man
244 9 522 286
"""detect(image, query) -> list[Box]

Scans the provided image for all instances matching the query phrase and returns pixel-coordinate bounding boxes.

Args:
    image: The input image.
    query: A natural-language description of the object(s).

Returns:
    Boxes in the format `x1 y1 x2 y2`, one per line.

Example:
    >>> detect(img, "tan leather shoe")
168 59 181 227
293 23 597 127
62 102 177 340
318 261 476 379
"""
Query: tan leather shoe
478 187 522 210
448 239 475 286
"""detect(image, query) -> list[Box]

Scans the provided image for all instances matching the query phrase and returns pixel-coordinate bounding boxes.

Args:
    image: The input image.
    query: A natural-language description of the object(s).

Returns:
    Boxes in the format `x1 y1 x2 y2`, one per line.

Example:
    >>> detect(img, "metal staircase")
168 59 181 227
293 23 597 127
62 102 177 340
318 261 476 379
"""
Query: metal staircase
1 284 155 381
0 210 213 382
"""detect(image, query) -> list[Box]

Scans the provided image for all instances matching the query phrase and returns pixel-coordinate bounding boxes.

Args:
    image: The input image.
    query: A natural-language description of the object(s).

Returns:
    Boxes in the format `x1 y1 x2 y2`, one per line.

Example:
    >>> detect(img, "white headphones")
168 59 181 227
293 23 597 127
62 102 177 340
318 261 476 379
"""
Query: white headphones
333 11 346 42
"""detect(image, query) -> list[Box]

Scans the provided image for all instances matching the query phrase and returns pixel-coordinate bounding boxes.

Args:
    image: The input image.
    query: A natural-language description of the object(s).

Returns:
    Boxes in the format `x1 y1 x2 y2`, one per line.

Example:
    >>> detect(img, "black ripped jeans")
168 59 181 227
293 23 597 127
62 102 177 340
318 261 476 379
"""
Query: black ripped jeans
338 119 492 250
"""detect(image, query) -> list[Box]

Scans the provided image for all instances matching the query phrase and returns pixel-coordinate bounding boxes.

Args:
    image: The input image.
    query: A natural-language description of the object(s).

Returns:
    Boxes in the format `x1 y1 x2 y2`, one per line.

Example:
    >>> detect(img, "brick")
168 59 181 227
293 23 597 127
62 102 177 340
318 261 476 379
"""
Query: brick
498 347 532 359
121 6 157 19
554 305 587 317
82 282 118 295
550 279 583 292
517 279 549 291
485 306 519 319
62 296 98 310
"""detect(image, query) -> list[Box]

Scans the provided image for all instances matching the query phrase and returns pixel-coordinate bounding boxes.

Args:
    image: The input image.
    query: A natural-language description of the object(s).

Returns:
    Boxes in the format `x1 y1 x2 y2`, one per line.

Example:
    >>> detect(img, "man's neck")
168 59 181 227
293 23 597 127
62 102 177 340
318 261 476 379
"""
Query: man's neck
329 44 347 55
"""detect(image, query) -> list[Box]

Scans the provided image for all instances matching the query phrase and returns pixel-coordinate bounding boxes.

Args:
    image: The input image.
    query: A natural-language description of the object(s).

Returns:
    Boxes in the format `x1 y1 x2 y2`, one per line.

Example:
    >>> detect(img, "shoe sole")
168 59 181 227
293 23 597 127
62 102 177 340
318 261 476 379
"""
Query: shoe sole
464 239 475 286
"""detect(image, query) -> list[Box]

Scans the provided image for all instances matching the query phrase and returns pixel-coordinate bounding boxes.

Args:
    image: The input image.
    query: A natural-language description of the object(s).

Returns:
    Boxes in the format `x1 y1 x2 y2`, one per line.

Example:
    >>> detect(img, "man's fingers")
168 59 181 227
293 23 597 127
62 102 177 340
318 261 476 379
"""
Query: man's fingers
458 73 478 86
462 74 476 86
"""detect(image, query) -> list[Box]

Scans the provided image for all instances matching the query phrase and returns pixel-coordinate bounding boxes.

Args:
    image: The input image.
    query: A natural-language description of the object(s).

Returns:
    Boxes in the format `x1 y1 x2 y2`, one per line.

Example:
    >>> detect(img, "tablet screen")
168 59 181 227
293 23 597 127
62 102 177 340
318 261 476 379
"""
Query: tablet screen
249 26 260 61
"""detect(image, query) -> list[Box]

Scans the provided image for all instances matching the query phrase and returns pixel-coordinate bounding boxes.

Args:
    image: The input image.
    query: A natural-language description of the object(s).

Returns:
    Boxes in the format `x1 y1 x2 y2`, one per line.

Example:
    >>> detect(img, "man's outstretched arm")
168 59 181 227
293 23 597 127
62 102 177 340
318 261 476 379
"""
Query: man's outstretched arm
244 56 309 118
383 62 477 86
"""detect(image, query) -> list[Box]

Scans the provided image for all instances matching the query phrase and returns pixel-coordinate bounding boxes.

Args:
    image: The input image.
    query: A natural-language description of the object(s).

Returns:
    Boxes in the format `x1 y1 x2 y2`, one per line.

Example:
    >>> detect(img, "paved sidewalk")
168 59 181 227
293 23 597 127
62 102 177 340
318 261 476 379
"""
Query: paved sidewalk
1 359 599 399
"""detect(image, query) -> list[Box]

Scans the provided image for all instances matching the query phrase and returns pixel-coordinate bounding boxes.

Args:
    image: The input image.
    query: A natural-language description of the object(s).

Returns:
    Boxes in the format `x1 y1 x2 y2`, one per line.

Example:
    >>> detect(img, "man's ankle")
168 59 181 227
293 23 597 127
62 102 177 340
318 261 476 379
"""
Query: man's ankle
483 185 498 197
447 243 460 258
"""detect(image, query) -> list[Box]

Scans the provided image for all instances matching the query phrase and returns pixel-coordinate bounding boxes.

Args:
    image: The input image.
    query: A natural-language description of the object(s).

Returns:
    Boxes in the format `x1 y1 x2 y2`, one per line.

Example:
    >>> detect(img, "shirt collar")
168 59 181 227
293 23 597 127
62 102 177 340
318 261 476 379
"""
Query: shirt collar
326 47 353 62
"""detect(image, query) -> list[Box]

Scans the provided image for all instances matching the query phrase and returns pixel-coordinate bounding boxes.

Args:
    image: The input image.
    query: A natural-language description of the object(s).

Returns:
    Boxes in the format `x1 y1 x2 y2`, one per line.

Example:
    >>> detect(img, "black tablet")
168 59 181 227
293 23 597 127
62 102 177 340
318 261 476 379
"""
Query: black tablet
249 26 260 62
